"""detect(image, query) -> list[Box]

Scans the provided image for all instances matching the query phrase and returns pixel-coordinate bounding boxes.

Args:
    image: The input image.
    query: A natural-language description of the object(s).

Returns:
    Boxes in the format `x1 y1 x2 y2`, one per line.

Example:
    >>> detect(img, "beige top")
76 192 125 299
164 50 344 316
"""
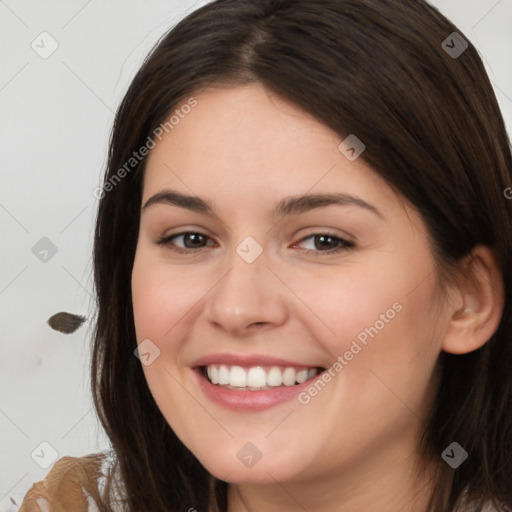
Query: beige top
19 453 123 512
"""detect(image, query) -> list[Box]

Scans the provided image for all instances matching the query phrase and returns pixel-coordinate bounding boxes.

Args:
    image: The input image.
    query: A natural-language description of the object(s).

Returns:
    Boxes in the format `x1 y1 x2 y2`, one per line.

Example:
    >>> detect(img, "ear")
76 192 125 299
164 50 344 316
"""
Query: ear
442 245 504 355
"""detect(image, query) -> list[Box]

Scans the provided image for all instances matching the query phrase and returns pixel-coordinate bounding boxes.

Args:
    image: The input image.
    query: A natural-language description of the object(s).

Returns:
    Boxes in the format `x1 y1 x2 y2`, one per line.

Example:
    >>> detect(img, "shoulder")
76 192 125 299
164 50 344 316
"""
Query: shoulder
19 452 114 512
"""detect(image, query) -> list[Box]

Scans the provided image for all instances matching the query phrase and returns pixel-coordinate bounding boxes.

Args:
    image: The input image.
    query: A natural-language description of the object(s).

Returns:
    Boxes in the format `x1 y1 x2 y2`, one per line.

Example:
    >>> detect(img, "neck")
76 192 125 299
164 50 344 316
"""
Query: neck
226 443 436 512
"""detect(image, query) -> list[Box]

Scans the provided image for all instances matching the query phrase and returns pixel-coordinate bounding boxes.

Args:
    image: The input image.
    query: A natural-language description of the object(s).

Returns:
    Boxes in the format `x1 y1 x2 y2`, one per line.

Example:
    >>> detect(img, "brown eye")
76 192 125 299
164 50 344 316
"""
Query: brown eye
294 233 355 255
179 233 209 248
156 231 215 252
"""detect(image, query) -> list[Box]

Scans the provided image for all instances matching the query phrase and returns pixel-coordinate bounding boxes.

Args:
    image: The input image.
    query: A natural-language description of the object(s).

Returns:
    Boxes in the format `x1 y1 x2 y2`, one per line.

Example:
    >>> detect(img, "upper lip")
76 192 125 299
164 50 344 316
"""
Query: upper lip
191 353 323 369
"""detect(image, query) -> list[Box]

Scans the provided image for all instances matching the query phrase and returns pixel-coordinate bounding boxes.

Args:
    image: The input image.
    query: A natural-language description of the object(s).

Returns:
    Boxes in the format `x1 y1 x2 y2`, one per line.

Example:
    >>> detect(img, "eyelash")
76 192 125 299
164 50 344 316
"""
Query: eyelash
155 231 355 256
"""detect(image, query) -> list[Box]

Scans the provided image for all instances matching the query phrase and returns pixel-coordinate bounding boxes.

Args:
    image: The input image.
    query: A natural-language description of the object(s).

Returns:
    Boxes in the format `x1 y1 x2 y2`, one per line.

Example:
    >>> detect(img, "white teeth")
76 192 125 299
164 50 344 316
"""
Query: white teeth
247 367 267 388
208 365 219 384
296 369 308 384
218 365 230 385
229 366 247 387
267 366 283 387
204 364 320 389
282 367 296 386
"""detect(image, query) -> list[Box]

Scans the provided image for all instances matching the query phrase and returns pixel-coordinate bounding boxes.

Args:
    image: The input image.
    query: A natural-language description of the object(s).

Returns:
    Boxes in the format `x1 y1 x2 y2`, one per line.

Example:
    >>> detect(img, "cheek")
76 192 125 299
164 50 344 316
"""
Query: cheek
282 258 413 355
131 256 197 433
288 245 441 391
131 252 200 345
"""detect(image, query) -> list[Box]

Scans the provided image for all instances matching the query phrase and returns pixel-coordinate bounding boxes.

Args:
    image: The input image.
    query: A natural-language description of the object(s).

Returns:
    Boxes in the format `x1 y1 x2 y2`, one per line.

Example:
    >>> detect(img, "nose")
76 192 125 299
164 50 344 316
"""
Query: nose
204 244 288 336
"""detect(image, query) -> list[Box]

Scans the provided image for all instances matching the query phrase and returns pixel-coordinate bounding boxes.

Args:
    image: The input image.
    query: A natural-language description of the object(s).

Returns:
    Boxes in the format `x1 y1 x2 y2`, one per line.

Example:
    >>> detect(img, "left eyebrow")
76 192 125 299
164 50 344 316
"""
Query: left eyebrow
141 189 384 219
274 192 384 219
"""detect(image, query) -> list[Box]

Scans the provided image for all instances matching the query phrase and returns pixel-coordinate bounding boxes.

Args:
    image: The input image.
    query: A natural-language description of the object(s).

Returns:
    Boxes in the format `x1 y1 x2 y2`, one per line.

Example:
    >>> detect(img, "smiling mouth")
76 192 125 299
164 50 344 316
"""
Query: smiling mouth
201 364 325 391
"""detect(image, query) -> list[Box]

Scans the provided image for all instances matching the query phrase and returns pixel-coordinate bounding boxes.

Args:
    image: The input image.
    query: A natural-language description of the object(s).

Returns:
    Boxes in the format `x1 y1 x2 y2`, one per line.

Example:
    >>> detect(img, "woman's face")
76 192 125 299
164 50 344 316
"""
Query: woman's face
131 83 449 485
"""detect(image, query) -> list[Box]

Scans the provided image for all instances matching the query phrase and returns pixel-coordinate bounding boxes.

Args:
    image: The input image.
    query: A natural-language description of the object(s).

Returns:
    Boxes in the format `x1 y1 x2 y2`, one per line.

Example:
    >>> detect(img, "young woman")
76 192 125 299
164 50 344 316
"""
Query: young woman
20 0 512 510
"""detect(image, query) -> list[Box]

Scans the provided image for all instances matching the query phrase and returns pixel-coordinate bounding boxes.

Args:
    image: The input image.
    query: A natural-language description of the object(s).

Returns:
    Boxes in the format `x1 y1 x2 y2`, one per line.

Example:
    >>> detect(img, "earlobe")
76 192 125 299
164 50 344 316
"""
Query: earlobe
442 245 504 355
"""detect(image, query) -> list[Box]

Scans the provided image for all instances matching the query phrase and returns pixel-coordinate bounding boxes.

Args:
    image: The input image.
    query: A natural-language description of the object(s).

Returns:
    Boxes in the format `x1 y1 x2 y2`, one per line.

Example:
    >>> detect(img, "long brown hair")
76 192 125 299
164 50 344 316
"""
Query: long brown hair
91 1 512 510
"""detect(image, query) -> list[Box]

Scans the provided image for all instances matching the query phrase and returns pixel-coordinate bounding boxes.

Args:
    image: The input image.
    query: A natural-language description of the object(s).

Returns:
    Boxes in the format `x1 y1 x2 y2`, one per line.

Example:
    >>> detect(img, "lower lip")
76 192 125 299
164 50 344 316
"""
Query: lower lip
193 368 320 411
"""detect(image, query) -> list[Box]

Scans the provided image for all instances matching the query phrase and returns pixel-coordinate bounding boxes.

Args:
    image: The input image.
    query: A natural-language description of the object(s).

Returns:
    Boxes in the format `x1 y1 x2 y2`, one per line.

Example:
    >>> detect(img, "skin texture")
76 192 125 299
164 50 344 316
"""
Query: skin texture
131 84 503 511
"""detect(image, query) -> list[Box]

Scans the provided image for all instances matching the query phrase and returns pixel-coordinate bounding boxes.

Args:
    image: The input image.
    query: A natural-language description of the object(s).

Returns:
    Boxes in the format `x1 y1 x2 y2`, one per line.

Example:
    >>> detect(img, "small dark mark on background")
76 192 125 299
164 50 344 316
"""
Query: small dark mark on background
47 312 87 334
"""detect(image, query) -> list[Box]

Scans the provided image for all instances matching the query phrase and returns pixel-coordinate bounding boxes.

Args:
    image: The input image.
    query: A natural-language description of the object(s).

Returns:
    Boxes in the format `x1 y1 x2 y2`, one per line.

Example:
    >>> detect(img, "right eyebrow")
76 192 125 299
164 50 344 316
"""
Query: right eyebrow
141 190 214 215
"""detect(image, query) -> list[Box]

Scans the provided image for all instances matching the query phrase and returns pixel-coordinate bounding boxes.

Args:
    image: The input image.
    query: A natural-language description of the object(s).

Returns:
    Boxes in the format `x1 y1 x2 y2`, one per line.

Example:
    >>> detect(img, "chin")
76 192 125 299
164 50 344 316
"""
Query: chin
193 442 309 484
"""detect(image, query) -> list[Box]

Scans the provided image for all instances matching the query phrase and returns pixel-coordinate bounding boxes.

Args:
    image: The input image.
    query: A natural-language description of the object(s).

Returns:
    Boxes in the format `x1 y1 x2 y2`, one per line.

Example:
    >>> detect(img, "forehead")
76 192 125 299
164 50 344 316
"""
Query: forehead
142 84 400 217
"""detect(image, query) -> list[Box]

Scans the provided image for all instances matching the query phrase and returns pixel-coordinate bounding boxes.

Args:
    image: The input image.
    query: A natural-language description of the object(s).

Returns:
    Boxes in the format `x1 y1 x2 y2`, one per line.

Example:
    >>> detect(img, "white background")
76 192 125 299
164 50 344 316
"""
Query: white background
1 0 511 508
